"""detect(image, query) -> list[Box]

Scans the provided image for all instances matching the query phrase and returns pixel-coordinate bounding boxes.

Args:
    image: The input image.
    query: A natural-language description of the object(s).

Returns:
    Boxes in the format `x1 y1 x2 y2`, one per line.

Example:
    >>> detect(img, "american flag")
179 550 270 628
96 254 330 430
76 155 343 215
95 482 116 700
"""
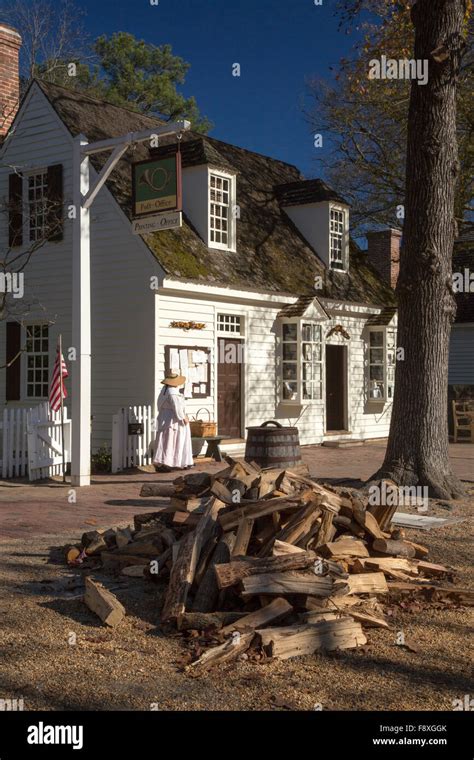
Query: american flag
49 344 68 412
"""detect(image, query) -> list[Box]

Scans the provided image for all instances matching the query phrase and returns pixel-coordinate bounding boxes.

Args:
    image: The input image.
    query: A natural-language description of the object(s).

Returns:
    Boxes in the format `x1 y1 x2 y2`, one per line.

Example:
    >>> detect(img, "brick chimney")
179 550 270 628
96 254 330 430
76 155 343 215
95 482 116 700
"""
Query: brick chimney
366 228 402 289
0 23 22 138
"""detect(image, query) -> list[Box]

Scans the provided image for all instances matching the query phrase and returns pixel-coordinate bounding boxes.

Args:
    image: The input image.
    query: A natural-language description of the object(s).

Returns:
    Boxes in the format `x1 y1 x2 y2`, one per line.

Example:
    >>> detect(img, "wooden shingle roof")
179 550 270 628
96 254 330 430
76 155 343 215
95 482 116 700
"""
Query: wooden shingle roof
275 178 348 207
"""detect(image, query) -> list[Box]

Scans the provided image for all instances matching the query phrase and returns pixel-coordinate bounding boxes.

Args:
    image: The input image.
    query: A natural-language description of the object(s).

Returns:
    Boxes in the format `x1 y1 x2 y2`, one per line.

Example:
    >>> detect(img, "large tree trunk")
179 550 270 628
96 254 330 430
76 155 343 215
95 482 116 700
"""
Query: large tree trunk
373 0 467 499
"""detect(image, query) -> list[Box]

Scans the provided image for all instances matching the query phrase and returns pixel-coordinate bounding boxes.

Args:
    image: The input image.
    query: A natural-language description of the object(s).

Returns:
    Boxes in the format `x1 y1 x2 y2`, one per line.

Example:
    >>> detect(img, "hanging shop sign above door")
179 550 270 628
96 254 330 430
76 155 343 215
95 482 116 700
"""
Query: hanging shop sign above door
132 152 182 217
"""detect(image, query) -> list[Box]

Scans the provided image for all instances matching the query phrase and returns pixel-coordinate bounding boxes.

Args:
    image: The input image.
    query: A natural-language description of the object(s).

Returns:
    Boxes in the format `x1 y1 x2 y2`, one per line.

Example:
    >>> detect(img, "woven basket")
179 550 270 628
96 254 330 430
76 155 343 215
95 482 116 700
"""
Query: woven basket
189 408 217 437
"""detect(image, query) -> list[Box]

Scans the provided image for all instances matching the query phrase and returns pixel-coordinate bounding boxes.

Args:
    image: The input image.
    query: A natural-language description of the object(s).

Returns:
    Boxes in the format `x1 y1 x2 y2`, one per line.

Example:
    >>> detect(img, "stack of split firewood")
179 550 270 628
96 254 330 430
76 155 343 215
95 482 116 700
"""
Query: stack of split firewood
68 458 472 673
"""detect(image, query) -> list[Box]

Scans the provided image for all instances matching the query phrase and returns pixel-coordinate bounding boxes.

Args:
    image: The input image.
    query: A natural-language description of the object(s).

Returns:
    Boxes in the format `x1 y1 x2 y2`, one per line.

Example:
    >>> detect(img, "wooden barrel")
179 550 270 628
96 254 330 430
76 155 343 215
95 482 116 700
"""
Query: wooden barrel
245 421 302 469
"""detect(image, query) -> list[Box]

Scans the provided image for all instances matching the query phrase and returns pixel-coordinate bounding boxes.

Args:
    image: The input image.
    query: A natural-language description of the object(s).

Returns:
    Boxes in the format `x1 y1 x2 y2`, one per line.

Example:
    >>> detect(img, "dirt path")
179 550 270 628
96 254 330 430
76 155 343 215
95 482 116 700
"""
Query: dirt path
0 492 472 712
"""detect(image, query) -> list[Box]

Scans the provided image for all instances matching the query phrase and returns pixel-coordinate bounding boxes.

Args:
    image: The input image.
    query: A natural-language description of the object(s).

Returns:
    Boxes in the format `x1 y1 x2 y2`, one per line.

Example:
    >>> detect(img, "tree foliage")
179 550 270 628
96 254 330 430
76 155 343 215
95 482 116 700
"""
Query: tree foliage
3 0 211 133
306 0 473 237
37 30 212 133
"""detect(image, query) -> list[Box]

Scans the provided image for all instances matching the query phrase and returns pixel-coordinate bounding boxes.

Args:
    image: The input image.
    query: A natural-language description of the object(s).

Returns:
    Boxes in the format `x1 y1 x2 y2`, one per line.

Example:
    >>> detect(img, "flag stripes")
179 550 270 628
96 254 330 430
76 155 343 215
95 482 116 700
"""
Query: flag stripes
49 345 68 412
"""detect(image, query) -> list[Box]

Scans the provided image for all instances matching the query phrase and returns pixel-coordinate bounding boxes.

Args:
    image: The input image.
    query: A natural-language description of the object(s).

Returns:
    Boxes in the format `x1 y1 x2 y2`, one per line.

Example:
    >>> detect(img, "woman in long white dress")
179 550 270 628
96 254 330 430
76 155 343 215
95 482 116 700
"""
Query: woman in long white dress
153 371 194 471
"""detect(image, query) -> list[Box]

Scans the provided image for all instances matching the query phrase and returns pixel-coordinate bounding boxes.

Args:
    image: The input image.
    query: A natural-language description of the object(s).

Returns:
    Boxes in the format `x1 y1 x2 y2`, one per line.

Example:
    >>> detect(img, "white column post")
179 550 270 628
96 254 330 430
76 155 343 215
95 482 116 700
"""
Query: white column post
71 133 91 486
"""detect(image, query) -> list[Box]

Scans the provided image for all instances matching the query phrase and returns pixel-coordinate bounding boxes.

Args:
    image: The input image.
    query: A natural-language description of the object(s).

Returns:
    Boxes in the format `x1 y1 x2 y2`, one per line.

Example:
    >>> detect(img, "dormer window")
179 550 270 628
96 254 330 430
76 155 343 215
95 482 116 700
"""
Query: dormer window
330 206 347 271
209 171 236 251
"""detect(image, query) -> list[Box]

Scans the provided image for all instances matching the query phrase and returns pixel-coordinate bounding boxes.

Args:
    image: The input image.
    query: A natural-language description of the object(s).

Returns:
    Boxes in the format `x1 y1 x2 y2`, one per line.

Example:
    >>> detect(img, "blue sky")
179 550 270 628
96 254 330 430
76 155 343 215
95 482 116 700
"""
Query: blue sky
75 0 361 178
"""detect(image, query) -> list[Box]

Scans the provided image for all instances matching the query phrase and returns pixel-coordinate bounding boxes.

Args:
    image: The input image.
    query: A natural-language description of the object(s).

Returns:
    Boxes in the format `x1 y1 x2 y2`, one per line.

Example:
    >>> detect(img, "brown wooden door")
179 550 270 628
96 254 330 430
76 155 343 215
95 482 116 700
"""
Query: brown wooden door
325 345 347 431
217 338 242 438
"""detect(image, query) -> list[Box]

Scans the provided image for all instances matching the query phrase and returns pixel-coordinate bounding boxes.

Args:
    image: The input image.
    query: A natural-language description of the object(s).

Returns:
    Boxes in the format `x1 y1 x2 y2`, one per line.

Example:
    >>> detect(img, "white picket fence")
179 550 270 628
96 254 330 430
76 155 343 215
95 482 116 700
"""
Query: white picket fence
27 402 71 481
112 405 155 473
0 407 29 478
0 402 71 480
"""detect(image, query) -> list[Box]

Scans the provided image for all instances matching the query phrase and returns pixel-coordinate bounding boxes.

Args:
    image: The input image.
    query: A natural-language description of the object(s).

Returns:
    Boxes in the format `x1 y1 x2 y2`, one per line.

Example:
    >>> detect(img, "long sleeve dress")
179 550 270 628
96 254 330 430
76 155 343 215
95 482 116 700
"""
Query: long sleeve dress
153 386 194 468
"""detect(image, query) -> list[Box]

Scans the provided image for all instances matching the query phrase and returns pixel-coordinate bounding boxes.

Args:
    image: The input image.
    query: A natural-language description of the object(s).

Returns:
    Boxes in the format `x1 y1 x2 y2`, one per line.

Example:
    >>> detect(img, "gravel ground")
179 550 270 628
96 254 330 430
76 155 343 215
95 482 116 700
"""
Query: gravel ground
0 489 473 712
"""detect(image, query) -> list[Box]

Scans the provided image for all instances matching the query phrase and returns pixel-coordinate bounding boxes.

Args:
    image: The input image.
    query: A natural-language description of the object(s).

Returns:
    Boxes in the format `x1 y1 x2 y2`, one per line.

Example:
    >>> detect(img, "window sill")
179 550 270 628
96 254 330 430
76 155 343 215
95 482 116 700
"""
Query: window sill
279 399 325 405
208 244 236 253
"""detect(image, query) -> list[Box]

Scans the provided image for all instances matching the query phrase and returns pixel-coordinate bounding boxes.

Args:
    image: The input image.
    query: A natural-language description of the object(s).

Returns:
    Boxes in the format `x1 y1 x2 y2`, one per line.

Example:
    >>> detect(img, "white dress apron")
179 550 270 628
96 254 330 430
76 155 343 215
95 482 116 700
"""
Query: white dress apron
153 386 193 468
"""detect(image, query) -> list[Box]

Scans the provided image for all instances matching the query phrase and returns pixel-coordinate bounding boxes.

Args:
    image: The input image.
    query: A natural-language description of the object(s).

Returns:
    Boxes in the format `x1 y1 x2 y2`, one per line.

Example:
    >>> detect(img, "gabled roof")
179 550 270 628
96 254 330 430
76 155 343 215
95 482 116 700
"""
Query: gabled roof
277 296 331 319
34 80 396 306
366 307 397 326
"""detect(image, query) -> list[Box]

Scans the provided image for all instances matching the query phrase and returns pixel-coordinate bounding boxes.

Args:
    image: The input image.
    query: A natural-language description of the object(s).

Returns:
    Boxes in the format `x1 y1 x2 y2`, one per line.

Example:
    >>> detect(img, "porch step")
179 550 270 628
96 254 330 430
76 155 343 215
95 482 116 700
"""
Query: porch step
322 439 365 448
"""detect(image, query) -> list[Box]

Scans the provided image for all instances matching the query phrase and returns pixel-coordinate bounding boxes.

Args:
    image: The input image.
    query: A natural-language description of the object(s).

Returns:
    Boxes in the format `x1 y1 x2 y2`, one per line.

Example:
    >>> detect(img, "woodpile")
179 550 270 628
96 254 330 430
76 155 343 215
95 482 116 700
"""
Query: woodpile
69 458 472 672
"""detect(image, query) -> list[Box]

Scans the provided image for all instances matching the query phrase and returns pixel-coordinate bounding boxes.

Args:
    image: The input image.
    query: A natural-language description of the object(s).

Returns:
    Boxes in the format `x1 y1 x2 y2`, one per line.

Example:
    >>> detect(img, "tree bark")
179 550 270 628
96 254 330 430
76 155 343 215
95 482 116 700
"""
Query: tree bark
373 0 468 499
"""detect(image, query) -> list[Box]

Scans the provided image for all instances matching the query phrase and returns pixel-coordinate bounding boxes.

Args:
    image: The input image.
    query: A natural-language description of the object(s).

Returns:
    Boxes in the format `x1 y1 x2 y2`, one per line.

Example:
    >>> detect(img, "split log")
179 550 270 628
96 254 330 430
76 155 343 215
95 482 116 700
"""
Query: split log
285 472 348 512
354 509 387 540
114 538 163 556
161 498 224 624
315 511 335 547
344 609 389 629
368 502 399 531
172 512 200 527
194 537 219 587
178 611 243 631
302 607 389 630
220 598 293 635
272 539 305 556
214 550 317 589
317 539 369 559
82 530 108 555
232 518 254 556
372 538 416 558
139 483 176 497
218 495 306 531
416 560 451 577
84 577 125 627
186 632 255 675
133 512 168 531
192 533 235 612
257 618 366 659
255 469 286 498
352 558 419 579
115 527 133 549
210 480 235 504
404 540 429 558
345 572 388 595
224 456 260 476
173 472 211 492
169 495 208 512
272 497 322 548
241 572 333 599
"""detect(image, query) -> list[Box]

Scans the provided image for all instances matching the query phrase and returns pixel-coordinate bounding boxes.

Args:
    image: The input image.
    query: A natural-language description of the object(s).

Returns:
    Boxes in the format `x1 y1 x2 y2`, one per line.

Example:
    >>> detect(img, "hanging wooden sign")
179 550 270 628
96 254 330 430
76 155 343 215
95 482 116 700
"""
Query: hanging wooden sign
132 152 182 218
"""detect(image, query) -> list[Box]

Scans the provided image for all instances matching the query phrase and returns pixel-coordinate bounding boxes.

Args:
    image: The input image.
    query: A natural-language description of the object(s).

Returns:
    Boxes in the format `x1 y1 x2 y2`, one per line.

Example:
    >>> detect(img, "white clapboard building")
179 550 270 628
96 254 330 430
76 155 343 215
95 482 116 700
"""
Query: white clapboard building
0 29 401 455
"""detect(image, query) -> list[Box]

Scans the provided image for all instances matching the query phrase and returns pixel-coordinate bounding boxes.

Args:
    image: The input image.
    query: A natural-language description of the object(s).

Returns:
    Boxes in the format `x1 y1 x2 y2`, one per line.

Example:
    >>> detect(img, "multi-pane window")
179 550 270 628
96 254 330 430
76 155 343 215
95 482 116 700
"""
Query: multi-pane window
282 322 298 400
210 173 230 247
217 314 242 334
28 171 48 242
26 324 49 398
330 207 345 270
281 321 323 402
301 323 323 400
368 328 396 402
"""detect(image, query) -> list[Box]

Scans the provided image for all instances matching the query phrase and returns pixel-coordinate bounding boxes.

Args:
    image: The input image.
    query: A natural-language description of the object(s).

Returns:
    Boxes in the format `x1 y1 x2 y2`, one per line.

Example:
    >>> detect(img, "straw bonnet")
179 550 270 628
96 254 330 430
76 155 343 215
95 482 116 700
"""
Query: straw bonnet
162 370 185 387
